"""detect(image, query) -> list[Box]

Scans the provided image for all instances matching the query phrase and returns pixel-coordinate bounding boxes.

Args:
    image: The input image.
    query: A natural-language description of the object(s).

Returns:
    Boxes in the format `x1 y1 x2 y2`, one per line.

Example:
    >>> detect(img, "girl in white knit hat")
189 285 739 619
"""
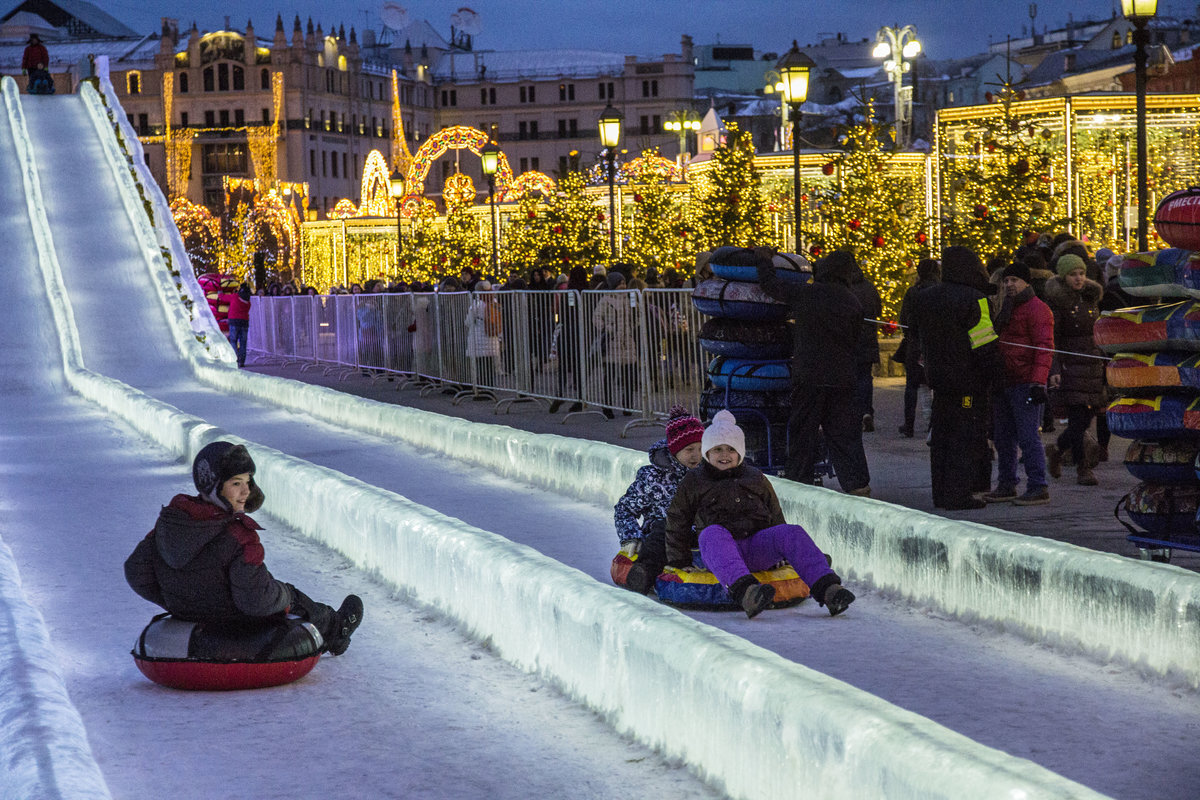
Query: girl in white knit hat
664 411 855 618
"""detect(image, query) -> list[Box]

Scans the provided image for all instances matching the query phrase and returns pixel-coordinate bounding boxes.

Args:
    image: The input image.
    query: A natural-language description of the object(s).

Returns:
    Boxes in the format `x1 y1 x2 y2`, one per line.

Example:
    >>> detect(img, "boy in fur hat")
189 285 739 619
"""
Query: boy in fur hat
618 407 705 594
124 442 363 656
665 411 855 618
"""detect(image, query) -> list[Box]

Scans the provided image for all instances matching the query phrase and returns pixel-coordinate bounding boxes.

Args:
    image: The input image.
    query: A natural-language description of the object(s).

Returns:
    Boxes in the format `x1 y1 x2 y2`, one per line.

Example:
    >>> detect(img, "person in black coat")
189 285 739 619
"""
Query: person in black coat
908 246 1003 510
754 247 870 495
849 264 883 432
897 258 940 437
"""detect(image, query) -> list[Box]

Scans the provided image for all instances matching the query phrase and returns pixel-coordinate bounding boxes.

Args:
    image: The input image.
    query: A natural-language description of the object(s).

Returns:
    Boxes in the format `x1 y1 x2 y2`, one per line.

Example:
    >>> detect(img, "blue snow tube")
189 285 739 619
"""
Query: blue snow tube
1122 439 1200 484
707 356 792 392
1117 482 1200 538
1106 393 1200 440
653 551 809 609
691 279 789 321
709 246 811 284
698 318 791 359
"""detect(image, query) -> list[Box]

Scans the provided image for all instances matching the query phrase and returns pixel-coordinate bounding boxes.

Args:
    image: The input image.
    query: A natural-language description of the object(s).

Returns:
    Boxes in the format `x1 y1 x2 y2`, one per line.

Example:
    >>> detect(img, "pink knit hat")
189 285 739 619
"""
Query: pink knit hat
665 405 704 455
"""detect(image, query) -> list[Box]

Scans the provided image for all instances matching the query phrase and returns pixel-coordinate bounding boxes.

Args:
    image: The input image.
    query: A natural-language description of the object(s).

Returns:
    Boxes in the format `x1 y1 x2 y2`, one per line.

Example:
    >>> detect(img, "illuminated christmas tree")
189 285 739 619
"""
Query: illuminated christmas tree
625 155 696 277
509 171 606 273
500 192 549 271
807 101 927 318
692 123 770 250
938 81 1065 258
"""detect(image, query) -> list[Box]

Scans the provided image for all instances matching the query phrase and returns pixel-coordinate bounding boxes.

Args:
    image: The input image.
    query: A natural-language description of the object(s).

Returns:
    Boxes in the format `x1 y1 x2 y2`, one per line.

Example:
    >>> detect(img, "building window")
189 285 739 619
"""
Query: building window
218 63 229 91
641 79 658 98
310 150 316 175
559 83 574 101
204 110 215 126
261 68 270 90
531 157 539 171
179 72 189 93
262 108 270 124
558 155 569 175
520 85 536 102
201 142 248 174
331 151 338 177
234 109 244 125
519 121 528 140
441 89 457 106
519 157 528 172
640 115 649 134
529 120 538 139
180 112 188 127
652 114 660 134
322 151 327 176
219 109 230 126
480 86 497 104
599 81 614 100
202 67 214 92
232 65 244 91
127 71 141 94
342 152 348 177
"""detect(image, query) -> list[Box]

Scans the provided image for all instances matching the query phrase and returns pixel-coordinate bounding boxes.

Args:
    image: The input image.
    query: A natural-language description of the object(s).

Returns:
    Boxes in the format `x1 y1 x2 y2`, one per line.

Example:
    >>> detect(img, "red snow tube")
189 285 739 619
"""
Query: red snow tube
1155 187 1200 250
132 614 323 691
198 273 238 333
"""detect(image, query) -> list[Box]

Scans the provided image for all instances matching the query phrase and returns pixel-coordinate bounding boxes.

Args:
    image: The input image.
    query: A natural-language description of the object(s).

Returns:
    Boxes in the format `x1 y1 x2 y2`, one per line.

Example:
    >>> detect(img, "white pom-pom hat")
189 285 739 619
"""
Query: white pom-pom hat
701 409 745 459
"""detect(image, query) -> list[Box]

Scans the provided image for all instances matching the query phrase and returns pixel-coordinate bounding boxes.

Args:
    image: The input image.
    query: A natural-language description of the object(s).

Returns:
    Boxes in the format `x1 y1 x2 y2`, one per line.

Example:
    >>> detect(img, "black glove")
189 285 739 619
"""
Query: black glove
1027 385 1048 405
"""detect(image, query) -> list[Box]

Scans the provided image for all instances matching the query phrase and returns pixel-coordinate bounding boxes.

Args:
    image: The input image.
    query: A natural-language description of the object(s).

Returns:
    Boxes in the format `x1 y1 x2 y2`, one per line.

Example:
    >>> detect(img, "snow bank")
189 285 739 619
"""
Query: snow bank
1 75 111 800
14 78 1106 798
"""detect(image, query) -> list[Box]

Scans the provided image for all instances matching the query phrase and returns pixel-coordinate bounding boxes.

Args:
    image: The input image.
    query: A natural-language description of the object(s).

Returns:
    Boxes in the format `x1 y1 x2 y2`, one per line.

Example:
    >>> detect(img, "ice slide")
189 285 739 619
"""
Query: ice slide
1 74 1193 797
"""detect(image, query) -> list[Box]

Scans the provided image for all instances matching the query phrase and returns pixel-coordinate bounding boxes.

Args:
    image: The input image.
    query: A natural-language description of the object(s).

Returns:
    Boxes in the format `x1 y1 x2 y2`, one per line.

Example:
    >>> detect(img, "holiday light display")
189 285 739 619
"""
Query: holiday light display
692 123 772 250
621 151 682 183
391 68 414 176
625 152 695 276
171 197 219 274
444 172 478 208
406 126 514 202
504 170 557 201
357 150 394 217
329 199 359 219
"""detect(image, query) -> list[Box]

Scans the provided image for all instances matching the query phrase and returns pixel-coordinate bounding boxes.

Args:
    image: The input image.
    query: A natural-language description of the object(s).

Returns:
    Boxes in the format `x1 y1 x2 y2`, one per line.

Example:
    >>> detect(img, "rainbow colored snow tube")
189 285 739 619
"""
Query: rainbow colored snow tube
1124 439 1200 484
609 552 810 610
132 614 323 691
1094 300 1200 353
1105 394 1200 440
1116 248 1200 299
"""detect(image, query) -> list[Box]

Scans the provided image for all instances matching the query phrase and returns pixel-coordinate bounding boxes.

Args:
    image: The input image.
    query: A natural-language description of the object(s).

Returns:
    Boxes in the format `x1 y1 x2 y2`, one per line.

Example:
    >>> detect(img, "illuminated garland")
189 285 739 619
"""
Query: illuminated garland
170 196 219 273
444 172 477 208
247 127 277 185
621 151 680 182
391 69 413 175
406 126 514 202
329 198 359 219
358 149 393 217
503 170 556 200
166 129 195 199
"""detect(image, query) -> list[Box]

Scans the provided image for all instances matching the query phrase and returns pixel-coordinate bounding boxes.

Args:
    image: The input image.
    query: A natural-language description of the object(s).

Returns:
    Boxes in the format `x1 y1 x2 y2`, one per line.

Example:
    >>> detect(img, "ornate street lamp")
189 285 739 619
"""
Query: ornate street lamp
776 42 815 252
598 103 623 259
664 110 700 163
1123 0 1159 251
389 167 406 267
480 141 500 275
873 25 922 148
762 70 788 151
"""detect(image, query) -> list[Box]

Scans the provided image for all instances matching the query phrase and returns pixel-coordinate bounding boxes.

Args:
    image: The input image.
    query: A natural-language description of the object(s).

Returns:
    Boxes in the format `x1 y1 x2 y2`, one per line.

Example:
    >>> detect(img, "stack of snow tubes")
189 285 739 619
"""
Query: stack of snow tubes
692 246 808 470
1096 188 1200 553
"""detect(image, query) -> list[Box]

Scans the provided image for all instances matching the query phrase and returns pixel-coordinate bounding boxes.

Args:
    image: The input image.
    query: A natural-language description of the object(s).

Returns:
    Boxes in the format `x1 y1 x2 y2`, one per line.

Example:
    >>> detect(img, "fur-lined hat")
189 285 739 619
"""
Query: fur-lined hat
192 441 264 513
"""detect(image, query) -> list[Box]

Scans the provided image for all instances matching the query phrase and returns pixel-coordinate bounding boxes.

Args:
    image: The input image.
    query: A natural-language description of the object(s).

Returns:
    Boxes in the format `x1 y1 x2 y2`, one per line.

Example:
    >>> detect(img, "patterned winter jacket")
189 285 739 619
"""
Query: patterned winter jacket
124 494 292 623
613 438 688 544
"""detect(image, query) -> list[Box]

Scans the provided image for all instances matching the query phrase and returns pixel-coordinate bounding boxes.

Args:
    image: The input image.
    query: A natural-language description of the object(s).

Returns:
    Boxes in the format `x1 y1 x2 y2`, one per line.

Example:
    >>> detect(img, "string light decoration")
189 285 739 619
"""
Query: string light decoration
503 170 556 200
406 126 514 202
171 196 220 274
621 151 682 183
501 171 607 269
500 192 549 268
806 100 927 318
358 149 394 217
443 172 477 208
391 69 414 176
692 122 771 250
329 199 359 219
625 151 696 276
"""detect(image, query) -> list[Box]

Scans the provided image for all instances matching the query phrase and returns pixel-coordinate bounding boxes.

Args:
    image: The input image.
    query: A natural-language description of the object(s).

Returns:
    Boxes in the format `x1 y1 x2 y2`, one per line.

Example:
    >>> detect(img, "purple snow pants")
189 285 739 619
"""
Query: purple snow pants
697 523 835 589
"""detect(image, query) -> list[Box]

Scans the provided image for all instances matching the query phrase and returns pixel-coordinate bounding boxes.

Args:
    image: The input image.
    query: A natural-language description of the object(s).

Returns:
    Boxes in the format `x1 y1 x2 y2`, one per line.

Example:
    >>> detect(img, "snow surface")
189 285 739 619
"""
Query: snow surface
1 74 1198 799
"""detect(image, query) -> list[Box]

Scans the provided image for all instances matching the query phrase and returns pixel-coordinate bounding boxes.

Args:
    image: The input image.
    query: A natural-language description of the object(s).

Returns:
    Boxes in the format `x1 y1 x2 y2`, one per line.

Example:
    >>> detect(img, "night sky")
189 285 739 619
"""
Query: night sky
99 1 1188 60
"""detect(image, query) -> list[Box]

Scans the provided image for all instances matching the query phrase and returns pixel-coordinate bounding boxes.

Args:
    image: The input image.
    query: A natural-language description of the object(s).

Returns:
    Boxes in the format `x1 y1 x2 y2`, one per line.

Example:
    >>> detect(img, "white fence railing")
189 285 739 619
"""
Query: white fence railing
248 289 710 436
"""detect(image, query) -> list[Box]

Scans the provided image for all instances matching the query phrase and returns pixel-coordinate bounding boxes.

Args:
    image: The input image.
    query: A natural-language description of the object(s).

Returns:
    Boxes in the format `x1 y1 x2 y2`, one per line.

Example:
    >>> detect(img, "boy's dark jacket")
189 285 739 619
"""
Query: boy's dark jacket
124 494 292 622
665 461 785 566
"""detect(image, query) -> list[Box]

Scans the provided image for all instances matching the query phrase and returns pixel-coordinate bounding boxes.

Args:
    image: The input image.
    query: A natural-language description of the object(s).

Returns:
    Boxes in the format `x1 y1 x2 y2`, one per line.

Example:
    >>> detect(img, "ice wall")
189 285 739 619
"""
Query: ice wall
9 77 1108 798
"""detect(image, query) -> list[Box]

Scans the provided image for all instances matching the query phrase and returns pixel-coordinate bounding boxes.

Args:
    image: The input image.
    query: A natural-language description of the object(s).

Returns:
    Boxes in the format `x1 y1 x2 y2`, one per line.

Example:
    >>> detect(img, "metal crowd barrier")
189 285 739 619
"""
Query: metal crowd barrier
247 288 708 435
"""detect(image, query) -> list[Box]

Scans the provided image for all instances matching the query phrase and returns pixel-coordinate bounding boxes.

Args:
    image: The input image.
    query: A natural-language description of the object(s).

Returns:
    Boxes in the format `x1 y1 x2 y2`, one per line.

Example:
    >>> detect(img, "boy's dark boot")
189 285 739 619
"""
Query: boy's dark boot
326 595 364 656
729 575 775 619
624 562 655 594
823 584 855 617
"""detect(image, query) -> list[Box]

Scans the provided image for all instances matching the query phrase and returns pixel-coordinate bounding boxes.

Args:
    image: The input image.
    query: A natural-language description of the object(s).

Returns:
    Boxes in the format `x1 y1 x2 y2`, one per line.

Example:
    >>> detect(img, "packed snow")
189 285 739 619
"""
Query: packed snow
0 73 1197 799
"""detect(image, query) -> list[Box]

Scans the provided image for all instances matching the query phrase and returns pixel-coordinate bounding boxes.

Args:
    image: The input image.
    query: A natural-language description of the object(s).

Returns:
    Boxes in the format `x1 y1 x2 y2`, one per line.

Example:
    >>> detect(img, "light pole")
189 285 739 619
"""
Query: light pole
873 25 922 148
776 42 815 253
1123 0 1158 251
664 110 700 164
480 141 500 276
389 167 406 268
598 103 623 260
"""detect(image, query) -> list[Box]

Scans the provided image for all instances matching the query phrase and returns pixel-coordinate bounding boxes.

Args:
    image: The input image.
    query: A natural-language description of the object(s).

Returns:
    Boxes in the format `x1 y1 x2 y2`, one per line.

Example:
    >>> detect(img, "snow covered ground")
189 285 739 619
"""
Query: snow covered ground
1 80 1197 799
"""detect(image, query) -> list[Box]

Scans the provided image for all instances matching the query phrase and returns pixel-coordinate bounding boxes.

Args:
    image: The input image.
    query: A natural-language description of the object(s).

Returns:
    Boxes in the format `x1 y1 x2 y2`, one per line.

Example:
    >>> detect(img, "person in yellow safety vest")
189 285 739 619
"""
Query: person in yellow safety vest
908 246 1003 511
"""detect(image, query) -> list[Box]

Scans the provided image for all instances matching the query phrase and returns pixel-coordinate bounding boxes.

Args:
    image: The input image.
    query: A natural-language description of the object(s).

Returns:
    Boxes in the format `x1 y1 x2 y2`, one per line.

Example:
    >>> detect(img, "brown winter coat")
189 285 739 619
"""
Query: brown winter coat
664 461 786 566
1043 275 1106 407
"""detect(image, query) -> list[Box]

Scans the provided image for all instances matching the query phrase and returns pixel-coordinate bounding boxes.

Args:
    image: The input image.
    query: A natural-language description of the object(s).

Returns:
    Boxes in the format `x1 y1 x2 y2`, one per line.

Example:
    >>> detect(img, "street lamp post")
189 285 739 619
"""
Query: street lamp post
776 42 815 253
480 142 500 276
664 110 700 164
873 25 922 148
389 167 406 268
1123 0 1158 251
598 103 623 259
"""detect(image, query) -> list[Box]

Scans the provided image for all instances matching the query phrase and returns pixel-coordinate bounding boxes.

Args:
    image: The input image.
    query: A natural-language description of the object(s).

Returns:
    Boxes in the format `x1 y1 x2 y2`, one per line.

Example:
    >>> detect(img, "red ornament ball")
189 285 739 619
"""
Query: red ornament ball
471 257 480 266
553 225 563 234
821 163 835 176
872 236 885 248
849 218 862 230
1014 158 1030 174
810 245 823 257
634 193 644 203
527 211 536 219
973 204 988 218
915 232 927 244
597 212 606 222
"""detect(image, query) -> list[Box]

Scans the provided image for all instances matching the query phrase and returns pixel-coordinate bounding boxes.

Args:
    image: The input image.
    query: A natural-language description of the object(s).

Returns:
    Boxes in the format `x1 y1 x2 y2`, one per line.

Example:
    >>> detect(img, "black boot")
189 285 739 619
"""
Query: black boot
624 562 656 594
326 595 363 656
823 584 855 617
729 575 775 619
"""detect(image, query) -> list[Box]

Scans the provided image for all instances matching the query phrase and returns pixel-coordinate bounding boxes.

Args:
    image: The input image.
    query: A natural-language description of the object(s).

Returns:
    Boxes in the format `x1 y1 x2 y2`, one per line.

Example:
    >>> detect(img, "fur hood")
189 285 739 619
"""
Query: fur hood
1043 274 1103 308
